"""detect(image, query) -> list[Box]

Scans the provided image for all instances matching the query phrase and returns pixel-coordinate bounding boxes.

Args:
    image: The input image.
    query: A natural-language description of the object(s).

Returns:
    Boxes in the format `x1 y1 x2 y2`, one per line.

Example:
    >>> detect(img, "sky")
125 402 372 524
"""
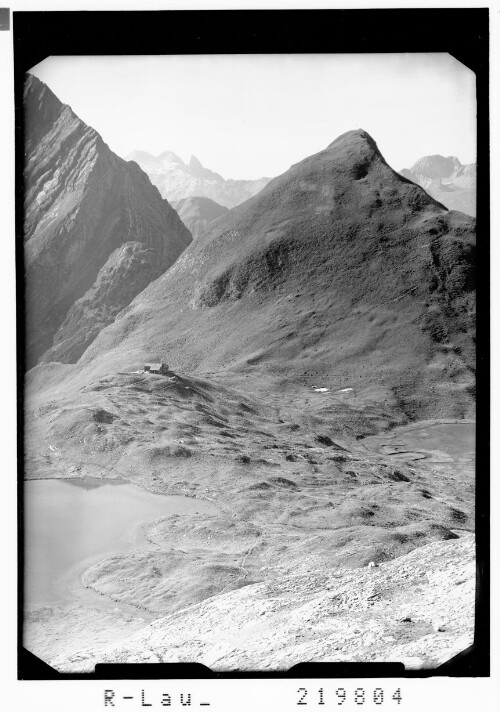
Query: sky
31 53 476 181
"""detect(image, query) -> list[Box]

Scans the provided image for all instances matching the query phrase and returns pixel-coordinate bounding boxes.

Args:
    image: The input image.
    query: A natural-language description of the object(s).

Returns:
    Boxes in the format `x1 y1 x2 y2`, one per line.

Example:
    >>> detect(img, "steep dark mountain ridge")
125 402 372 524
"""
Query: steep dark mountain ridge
126 149 271 209
72 129 475 422
24 74 192 367
400 154 476 216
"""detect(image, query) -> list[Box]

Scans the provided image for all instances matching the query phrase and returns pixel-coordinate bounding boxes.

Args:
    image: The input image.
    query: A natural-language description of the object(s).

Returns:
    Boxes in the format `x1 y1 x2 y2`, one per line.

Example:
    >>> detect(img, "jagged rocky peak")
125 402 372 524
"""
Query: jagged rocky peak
189 154 204 171
24 76 101 246
125 150 185 169
411 155 464 181
129 148 271 209
24 73 192 367
158 150 185 165
126 149 158 165
400 153 476 216
24 74 81 153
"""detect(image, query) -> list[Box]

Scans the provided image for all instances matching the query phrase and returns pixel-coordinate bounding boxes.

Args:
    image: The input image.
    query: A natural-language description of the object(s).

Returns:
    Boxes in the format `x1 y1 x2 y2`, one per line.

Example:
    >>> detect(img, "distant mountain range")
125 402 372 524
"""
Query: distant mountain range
171 196 229 240
126 150 271 209
24 75 192 367
400 155 476 216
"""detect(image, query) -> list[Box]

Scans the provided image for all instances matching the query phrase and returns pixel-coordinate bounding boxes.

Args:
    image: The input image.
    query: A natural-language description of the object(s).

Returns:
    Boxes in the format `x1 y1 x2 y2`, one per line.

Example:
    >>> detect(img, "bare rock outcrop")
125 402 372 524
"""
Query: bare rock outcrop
24 74 192 367
51 533 474 672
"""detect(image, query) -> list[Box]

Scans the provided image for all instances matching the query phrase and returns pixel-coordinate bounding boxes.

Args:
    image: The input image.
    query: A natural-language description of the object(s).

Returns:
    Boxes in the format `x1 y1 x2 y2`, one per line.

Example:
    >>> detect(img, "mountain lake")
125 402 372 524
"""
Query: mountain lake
24 478 218 609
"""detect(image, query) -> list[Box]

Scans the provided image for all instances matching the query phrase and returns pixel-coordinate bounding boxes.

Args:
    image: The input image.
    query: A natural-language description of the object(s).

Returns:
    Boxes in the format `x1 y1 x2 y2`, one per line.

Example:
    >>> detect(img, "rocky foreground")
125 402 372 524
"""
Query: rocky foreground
24 367 475 673
34 533 473 672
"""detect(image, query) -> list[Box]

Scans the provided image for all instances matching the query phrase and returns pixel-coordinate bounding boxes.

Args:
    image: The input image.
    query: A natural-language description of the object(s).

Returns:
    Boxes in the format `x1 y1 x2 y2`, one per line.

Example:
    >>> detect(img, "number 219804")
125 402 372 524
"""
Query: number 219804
297 687 402 706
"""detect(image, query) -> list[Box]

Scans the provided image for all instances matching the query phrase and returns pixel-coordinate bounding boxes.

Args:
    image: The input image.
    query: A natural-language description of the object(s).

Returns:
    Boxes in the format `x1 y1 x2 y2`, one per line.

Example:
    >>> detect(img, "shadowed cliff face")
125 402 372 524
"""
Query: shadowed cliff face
78 129 475 422
24 74 192 367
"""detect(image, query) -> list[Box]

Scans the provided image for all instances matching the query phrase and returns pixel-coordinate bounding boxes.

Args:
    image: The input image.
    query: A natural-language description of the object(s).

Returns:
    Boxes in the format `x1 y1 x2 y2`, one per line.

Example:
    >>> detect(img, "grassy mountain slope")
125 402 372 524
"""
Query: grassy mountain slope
73 130 475 422
172 196 229 239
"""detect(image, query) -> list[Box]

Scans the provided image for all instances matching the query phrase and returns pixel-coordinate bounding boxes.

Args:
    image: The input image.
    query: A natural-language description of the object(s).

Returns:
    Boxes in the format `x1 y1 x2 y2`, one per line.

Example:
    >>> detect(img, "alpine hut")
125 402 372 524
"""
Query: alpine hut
144 362 169 375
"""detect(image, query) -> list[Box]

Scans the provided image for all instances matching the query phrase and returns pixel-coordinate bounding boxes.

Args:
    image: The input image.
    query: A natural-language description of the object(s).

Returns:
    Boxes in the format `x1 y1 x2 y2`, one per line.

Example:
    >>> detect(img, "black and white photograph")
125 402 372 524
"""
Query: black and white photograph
5 6 494 708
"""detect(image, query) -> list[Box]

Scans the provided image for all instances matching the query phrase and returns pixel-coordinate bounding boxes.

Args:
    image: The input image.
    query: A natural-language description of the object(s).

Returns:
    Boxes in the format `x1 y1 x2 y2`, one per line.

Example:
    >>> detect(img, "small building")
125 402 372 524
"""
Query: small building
144 362 169 375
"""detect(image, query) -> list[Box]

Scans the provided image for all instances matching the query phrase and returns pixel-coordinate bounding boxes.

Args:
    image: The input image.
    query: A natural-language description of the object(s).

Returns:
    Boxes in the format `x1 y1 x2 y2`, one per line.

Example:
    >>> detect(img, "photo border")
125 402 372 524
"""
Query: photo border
14 7 490 681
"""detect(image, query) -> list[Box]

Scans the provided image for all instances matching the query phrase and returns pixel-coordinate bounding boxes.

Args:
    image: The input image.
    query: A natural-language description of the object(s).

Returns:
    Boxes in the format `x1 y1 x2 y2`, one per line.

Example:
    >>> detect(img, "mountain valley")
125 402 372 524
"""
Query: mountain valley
23 79 477 673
